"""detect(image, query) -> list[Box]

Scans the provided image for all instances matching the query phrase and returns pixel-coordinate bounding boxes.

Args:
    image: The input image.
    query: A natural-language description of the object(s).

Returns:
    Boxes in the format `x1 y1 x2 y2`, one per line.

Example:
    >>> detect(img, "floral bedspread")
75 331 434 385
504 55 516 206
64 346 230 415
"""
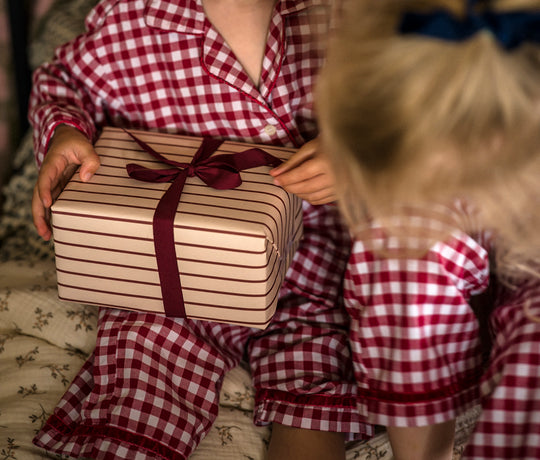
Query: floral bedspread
0 257 275 459
0 259 402 460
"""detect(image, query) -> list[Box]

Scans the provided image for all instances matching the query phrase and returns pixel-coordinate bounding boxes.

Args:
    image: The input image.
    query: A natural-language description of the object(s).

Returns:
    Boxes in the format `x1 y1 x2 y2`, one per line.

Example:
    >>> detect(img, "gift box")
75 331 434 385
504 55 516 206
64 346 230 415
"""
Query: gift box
51 127 303 329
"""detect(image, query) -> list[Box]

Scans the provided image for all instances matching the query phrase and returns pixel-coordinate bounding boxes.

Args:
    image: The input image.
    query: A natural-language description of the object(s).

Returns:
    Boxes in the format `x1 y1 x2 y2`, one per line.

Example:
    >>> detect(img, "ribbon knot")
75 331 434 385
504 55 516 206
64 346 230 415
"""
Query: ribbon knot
123 129 283 317
399 0 540 50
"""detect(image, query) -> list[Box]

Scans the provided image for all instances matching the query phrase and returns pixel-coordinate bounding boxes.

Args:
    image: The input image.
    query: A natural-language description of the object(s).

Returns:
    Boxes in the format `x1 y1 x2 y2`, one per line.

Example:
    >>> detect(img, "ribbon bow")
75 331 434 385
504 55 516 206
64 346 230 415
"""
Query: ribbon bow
124 130 283 317
399 0 540 50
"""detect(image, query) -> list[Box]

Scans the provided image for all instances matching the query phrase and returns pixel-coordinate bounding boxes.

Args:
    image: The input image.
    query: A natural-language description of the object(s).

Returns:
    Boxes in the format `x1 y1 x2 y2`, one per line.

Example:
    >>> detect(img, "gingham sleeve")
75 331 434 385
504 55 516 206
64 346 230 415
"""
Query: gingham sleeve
346 230 491 320
29 32 111 167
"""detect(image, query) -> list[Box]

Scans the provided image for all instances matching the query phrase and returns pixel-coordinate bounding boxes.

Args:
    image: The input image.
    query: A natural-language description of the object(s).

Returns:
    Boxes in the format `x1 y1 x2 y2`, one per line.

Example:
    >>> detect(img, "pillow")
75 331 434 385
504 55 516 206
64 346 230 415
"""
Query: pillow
0 133 53 262
29 0 100 70
0 0 99 262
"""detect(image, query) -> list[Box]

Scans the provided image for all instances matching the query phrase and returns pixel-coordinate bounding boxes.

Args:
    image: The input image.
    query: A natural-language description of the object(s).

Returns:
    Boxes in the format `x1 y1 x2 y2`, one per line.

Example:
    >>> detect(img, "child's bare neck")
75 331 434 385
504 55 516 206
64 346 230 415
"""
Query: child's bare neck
202 0 277 87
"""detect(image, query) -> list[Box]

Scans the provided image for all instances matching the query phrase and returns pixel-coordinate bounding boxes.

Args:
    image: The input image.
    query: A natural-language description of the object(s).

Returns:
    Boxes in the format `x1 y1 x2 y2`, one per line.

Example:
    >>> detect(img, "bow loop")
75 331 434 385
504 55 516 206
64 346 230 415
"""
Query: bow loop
193 162 243 189
126 163 182 183
186 164 197 178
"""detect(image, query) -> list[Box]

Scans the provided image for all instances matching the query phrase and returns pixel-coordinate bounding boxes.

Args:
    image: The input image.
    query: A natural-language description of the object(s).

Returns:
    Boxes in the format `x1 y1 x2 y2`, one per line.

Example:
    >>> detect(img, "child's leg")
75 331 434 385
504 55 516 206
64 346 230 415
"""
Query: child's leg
33 309 251 459
267 424 346 460
248 292 371 441
249 204 373 444
387 420 455 460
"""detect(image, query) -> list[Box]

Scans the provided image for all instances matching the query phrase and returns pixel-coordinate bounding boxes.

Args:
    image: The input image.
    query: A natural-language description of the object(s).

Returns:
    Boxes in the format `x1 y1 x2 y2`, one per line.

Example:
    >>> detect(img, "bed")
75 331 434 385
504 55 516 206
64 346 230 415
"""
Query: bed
0 0 480 457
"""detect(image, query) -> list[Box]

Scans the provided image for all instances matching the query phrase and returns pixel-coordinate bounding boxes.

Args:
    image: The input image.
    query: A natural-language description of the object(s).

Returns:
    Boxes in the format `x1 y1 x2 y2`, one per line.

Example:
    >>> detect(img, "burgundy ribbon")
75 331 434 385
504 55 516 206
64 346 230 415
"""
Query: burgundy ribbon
124 130 283 317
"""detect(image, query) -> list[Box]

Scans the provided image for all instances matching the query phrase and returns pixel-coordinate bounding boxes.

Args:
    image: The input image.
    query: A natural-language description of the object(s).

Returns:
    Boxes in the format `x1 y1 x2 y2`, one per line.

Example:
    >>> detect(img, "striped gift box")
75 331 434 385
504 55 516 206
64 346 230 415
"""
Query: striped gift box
50 127 303 329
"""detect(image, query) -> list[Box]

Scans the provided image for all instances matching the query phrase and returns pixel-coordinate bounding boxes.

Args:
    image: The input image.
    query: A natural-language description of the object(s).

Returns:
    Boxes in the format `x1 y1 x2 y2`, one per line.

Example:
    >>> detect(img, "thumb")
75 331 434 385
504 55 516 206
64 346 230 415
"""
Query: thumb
78 148 101 182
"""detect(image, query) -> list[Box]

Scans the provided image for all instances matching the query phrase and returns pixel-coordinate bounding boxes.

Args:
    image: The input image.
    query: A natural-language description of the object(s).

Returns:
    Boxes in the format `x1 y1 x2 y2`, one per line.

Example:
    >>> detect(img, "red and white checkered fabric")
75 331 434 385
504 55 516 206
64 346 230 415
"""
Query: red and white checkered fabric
251 203 363 435
29 0 329 164
346 210 540 457
462 279 540 460
30 0 370 457
34 271 369 459
34 310 248 459
346 228 490 427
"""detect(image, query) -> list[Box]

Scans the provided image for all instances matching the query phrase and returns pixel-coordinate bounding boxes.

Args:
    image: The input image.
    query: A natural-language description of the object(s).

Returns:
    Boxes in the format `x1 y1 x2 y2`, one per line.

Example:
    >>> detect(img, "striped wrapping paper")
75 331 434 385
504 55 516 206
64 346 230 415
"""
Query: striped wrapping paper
50 127 303 329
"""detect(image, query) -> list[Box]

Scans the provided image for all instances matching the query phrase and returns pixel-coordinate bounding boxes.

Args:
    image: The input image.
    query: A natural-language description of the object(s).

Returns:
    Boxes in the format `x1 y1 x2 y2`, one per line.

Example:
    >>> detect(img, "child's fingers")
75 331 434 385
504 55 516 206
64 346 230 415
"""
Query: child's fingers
32 138 99 241
274 154 336 195
78 151 100 181
281 175 337 205
270 138 337 205
32 184 52 241
36 160 62 208
270 140 318 177
278 166 327 193
32 159 67 240
48 125 100 182
272 157 327 187
305 189 336 206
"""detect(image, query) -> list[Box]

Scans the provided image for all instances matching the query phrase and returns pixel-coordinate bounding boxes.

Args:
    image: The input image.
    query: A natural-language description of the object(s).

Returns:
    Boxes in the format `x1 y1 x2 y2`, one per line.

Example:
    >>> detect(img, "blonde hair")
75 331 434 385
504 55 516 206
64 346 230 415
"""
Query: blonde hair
317 0 540 282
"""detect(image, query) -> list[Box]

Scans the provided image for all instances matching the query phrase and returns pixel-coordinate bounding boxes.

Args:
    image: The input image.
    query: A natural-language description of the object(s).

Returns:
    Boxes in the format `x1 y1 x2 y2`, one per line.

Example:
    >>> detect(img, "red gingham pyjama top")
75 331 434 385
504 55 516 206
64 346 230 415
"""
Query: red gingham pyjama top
29 0 371 458
345 208 540 460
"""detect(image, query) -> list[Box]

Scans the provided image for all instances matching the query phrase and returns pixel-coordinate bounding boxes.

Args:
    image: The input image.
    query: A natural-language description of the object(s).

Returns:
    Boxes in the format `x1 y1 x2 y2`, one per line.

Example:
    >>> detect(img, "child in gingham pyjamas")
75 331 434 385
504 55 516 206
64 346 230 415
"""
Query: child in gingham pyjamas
317 1 540 459
28 0 372 458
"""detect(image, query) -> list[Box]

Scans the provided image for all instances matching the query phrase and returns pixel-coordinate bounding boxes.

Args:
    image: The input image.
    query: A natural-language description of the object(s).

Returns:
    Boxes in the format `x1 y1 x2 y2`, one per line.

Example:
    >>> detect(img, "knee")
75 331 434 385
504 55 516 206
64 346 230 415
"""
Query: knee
267 423 346 460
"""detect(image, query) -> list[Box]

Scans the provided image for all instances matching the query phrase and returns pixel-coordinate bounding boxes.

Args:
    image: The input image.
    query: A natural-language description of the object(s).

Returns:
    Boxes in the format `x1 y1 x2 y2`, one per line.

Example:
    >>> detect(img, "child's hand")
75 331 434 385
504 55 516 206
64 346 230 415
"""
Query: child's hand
32 125 100 240
270 137 337 205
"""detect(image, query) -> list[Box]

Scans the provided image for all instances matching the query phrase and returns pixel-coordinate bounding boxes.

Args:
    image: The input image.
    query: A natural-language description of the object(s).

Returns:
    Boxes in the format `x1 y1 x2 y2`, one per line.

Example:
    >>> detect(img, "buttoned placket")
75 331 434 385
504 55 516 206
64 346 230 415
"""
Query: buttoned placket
199 5 286 137
144 0 303 145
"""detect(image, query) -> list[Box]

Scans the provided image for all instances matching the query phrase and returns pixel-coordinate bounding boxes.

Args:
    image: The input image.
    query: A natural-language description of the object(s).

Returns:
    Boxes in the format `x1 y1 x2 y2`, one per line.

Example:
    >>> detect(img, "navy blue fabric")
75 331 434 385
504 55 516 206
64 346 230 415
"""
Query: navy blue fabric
399 2 540 50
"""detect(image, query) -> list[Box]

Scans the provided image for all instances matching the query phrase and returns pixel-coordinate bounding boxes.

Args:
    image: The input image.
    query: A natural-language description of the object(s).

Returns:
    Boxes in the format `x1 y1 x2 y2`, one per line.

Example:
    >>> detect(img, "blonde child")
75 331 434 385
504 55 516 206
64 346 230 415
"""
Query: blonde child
29 0 371 458
317 1 540 459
